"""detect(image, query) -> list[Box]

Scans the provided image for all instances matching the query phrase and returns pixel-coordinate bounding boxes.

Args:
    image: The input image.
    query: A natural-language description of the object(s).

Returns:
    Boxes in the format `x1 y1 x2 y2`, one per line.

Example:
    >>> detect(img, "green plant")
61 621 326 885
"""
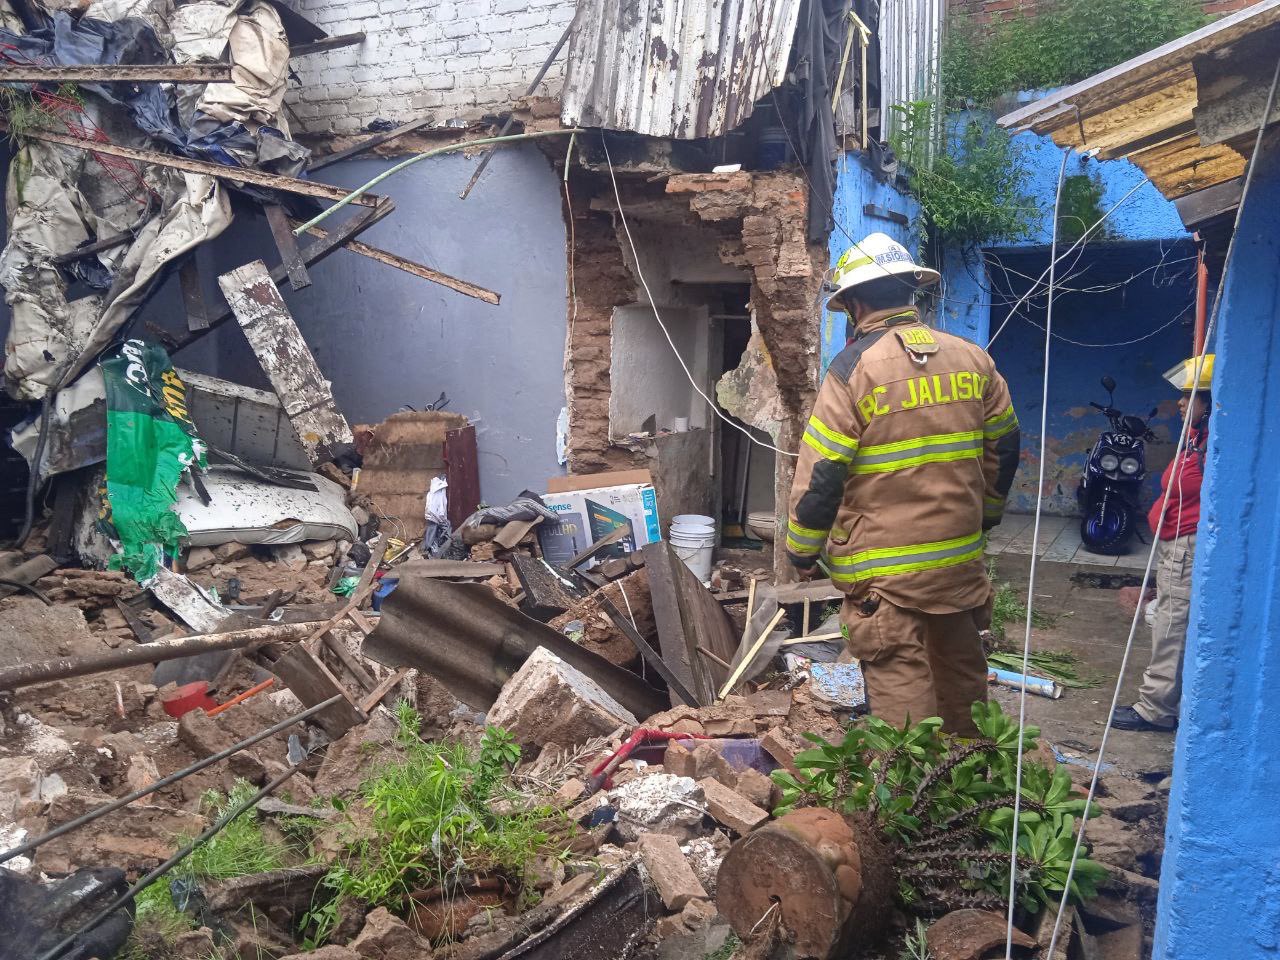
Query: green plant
989 578 1057 641
119 882 196 960
303 726 564 947
890 101 1036 250
899 917 933 960
943 0 1209 106
180 781 288 882
987 650 1100 688
705 932 742 960
772 701 1106 913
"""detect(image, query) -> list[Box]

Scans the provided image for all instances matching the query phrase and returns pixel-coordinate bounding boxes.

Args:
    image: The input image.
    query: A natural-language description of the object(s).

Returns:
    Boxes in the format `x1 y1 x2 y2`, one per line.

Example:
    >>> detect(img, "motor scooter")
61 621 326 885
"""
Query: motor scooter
1077 375 1158 555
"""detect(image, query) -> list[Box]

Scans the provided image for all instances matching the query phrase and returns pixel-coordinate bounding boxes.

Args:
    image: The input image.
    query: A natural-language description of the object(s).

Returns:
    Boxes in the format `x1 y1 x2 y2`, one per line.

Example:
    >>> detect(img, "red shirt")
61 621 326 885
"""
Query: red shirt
1147 429 1205 540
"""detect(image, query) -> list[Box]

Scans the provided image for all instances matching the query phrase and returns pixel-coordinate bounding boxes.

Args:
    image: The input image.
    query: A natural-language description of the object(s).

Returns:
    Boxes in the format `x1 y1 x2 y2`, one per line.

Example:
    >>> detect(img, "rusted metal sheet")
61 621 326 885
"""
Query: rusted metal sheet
218 261 353 465
362 577 668 719
879 0 944 146
560 0 804 140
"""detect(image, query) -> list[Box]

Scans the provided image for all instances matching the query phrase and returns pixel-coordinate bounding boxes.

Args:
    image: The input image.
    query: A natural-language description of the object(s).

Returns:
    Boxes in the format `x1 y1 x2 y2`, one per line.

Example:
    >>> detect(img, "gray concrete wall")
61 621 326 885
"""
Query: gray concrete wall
143 143 569 506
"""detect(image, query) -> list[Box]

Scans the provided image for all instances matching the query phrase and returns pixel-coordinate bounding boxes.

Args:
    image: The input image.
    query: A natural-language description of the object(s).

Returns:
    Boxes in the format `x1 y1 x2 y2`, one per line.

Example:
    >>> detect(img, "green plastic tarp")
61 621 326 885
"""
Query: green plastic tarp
99 339 207 582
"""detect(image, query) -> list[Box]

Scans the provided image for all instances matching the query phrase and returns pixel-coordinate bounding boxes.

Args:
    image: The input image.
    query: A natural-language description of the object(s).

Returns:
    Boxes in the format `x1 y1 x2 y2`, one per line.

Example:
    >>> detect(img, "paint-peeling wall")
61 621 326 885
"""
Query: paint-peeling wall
987 242 1197 518
823 151 923 372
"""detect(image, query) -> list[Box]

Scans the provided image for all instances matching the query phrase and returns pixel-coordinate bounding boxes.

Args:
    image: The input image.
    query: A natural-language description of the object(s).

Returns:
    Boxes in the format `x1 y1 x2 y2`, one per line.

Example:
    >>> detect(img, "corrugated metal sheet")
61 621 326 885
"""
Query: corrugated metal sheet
878 0 944 143
560 0 805 140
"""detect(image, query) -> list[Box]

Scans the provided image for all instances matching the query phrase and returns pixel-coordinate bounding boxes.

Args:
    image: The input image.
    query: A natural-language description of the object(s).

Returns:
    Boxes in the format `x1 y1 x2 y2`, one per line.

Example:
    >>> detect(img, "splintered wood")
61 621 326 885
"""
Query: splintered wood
218 260 353 464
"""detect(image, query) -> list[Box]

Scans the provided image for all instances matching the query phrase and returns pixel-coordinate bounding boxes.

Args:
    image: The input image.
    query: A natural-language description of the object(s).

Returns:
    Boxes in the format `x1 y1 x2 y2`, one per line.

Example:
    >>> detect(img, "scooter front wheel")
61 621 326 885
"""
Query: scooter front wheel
1080 498 1133 555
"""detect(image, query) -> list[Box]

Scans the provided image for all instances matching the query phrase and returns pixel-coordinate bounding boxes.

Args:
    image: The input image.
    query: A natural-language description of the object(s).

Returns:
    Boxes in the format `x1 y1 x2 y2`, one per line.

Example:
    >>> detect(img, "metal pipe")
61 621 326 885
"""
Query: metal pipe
0 621 318 691
36 762 302 960
1194 237 1209 354
0 694 343 866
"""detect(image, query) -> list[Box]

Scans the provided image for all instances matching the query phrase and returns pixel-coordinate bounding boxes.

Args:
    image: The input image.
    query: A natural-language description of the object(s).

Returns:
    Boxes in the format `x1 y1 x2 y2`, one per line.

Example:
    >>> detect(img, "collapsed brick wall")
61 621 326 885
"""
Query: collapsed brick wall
283 0 575 135
562 170 638 474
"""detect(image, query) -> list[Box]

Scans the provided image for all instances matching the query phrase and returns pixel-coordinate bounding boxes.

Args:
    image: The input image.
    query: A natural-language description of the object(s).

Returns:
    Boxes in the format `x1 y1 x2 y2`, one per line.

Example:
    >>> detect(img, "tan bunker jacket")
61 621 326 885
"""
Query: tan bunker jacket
786 308 1020 614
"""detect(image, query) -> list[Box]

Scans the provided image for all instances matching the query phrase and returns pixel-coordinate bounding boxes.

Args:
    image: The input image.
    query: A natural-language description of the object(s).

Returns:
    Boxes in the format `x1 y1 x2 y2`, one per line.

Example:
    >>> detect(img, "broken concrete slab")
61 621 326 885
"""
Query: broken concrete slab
610 774 705 842
486 647 637 752
698 777 768 835
638 832 708 910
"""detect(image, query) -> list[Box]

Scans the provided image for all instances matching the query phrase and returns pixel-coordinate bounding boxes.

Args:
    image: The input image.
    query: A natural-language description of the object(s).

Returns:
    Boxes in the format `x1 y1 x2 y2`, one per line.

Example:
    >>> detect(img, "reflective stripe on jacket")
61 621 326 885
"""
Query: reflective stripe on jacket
786 307 1021 614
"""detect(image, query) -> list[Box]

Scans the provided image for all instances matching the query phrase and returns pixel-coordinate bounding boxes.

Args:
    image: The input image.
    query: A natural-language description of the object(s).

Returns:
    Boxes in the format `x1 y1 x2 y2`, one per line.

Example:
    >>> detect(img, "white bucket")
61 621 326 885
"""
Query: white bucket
670 518 716 583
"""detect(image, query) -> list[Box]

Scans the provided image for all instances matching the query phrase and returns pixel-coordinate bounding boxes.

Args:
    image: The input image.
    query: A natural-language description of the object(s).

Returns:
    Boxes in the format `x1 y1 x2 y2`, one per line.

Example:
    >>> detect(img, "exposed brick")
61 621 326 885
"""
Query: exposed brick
637 833 708 910
698 778 769 836
457 35 492 54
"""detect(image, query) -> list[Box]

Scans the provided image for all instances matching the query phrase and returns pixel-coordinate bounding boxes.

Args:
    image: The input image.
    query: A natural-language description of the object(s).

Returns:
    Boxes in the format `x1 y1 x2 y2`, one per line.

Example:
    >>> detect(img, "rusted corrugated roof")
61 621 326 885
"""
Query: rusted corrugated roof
996 0 1280 201
560 0 804 140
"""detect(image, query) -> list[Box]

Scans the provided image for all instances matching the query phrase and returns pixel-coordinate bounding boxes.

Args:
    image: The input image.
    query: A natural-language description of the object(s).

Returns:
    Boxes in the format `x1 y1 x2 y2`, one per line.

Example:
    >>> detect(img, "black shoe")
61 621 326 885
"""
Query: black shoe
1111 705 1177 732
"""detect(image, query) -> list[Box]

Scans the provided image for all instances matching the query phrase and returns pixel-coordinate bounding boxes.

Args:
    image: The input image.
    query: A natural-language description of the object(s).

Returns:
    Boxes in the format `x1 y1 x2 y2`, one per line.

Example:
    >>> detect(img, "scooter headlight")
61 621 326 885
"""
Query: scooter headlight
1099 454 1120 472
1120 457 1140 475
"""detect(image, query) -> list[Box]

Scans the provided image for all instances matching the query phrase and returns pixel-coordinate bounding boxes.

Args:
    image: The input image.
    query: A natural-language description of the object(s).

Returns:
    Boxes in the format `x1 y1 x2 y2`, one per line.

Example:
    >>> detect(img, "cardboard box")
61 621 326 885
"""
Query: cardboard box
539 472 662 568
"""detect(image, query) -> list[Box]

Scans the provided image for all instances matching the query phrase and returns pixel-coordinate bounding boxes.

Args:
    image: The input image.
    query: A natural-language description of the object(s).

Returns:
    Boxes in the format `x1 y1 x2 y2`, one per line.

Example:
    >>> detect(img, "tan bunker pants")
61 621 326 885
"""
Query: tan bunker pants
840 594 989 736
1134 533 1195 726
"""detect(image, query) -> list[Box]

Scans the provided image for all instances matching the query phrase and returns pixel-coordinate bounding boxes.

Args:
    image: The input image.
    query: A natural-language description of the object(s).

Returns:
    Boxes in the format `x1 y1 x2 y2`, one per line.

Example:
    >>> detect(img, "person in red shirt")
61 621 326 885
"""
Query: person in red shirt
1112 356 1212 732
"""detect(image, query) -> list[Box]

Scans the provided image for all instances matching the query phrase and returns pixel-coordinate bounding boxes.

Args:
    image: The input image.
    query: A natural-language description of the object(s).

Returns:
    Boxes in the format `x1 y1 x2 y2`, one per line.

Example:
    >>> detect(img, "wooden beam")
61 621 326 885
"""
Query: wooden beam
6 124 382 207
288 32 366 58
179 257 210 332
170 198 394 353
218 260 353 464
264 204 311 290
0 64 234 83
307 116 434 173
292 218 501 304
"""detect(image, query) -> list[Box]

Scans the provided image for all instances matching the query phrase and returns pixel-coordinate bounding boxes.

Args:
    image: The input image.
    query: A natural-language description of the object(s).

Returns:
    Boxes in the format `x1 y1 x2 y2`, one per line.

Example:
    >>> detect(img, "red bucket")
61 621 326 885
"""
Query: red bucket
161 681 217 719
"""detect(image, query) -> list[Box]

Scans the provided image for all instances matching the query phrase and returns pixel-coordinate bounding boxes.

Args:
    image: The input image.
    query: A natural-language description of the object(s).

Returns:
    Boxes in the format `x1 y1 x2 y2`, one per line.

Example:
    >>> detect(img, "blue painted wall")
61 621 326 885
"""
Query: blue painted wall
822 151 923 372
1155 134 1280 960
986 242 1196 517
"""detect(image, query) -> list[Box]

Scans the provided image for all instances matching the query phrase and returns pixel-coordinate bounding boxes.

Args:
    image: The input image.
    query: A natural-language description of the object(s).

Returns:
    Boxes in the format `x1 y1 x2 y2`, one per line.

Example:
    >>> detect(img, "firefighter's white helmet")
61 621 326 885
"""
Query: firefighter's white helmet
827 233 939 313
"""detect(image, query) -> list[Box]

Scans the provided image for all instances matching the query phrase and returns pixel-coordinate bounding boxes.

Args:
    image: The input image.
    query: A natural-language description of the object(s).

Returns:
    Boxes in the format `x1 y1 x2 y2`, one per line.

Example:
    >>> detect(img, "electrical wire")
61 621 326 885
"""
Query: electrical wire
601 135 800 459
1004 150 1067 960
1040 49 1280 960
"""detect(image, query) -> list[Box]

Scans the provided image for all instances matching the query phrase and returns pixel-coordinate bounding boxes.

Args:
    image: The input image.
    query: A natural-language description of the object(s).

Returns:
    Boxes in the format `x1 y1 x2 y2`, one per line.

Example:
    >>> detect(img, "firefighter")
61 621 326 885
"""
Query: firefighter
786 234 1021 736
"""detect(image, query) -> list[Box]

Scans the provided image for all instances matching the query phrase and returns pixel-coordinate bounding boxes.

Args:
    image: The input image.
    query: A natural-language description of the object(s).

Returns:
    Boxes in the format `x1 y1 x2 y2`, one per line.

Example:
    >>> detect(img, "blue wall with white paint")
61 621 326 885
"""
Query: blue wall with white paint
1154 132 1280 960
822 152 923 372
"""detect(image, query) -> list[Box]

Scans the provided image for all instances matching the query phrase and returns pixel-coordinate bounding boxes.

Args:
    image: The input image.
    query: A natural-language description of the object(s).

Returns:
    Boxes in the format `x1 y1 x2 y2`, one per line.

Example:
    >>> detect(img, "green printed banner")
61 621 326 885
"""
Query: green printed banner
99 339 207 582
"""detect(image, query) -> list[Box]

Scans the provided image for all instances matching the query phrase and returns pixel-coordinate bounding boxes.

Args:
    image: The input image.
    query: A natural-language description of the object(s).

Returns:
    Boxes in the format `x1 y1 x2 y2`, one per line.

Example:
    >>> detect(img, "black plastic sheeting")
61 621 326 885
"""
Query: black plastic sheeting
0 866 133 960
0 12 309 179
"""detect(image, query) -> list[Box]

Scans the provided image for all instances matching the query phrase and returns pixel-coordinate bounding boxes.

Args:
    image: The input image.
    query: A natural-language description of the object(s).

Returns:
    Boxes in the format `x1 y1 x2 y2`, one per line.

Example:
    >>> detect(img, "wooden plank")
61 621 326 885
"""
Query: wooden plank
51 231 132 265
395 559 505 579
269 644 365 737
359 666 412 713
0 64 234 82
565 524 632 570
292 219 501 304
264 204 311 291
318 628 380 692
307 116 434 173
510 552 580 621
179 257 210 332
218 260 353 465
8 124 382 207
445 425 481 528
715 580 843 605
288 32 366 58
170 199 394 354
599 595 702 706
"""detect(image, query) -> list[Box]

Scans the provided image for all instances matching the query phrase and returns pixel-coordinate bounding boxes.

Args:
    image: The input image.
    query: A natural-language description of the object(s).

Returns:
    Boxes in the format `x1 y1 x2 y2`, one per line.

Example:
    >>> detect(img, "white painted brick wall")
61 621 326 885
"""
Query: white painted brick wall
283 0 576 135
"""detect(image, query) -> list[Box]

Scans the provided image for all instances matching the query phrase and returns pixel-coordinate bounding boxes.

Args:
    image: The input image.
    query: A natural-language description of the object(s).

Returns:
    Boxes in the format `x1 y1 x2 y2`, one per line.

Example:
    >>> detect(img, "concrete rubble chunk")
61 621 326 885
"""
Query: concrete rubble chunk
178 709 267 783
184 546 217 572
638 832 708 911
351 905 433 959
273 543 308 571
732 767 776 811
486 646 638 751
213 541 251 563
698 778 768 835
610 774 705 842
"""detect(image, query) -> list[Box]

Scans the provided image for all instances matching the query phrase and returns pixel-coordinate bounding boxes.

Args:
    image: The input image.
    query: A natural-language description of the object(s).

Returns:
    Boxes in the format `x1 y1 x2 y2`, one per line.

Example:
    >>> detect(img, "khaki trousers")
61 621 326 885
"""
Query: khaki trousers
840 594 989 736
1135 534 1195 725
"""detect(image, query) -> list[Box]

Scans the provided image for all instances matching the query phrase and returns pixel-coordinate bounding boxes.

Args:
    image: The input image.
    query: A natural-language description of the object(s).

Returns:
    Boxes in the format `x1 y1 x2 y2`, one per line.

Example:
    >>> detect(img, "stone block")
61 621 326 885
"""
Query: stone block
698 778 768 835
184 546 217 572
486 647 637 751
733 767 776 811
638 832 707 911
351 905 433 958
212 542 250 563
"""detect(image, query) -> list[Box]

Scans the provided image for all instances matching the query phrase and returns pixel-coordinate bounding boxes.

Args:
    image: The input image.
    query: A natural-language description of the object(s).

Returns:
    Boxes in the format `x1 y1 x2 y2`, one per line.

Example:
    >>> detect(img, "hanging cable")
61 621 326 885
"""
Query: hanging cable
1003 151 1068 959
1040 50 1280 960
601 135 800 458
